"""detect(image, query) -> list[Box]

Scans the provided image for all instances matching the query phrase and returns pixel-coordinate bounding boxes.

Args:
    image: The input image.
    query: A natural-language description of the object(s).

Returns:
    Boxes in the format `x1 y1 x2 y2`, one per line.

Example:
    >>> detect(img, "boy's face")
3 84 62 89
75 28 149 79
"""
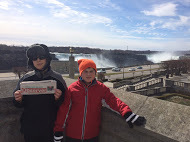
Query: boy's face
81 67 96 84
32 56 47 70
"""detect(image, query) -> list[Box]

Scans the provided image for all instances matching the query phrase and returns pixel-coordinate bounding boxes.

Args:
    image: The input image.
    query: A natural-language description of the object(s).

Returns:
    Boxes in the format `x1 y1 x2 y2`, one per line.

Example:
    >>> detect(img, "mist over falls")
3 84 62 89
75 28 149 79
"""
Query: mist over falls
147 52 180 63
54 52 182 68
54 53 116 68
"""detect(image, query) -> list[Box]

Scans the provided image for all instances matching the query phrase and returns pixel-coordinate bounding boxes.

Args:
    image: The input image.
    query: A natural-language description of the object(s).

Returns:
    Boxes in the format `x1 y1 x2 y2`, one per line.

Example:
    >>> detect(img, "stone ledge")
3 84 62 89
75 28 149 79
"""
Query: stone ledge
108 89 190 142
100 108 178 142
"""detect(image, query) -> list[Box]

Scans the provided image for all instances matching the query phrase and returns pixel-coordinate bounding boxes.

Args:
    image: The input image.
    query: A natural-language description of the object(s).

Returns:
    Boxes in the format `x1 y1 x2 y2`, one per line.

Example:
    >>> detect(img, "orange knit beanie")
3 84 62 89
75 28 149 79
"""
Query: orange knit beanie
78 59 97 75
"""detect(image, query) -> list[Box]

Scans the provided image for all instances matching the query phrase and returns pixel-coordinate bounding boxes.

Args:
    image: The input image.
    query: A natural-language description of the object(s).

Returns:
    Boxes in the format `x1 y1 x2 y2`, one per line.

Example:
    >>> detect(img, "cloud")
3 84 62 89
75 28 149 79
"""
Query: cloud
0 1 10 10
98 0 121 11
24 4 33 9
162 15 190 30
142 2 190 31
0 0 32 13
176 0 190 6
142 2 177 17
52 9 112 24
47 0 65 7
46 0 112 24
149 15 190 30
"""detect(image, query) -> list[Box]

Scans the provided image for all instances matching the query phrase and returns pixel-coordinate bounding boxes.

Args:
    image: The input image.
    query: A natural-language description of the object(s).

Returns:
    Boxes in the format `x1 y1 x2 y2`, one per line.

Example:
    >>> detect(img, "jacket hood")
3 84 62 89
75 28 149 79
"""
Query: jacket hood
26 44 52 71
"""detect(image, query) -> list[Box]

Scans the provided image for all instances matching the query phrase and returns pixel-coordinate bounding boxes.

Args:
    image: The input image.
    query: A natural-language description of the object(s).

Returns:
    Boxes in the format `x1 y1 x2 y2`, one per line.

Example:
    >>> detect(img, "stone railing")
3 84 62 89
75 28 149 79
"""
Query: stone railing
113 74 152 88
134 78 163 90
165 79 190 95
125 78 163 92
130 87 167 96
0 79 190 142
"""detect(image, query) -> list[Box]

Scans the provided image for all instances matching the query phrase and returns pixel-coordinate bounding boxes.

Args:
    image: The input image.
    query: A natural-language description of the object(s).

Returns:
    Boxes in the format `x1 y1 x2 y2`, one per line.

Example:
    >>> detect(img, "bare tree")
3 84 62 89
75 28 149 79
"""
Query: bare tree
97 72 105 82
161 61 170 78
161 59 190 77
181 59 189 73
12 67 28 78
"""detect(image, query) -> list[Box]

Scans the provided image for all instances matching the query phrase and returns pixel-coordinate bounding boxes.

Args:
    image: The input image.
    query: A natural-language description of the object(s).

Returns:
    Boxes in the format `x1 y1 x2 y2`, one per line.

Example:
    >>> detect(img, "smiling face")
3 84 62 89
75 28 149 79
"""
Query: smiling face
32 57 47 70
81 67 96 85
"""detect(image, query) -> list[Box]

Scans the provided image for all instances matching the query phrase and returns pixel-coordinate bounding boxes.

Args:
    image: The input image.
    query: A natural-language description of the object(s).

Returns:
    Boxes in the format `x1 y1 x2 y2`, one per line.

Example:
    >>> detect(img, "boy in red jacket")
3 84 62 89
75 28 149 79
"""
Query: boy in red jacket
54 59 146 142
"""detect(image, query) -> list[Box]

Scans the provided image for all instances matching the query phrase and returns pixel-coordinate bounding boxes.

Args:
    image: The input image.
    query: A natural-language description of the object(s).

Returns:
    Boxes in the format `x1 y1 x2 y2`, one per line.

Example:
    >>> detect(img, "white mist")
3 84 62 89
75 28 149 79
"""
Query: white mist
147 52 179 63
53 52 116 68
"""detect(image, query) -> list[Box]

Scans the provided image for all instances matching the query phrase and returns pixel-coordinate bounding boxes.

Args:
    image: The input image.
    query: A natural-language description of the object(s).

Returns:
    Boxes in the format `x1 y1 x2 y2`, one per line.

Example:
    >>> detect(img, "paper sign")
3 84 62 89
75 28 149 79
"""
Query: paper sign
20 80 57 95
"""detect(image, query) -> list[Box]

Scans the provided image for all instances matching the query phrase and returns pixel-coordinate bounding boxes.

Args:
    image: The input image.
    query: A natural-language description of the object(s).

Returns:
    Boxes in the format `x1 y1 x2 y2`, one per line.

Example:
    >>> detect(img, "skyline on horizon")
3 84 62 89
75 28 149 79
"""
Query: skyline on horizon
0 0 190 51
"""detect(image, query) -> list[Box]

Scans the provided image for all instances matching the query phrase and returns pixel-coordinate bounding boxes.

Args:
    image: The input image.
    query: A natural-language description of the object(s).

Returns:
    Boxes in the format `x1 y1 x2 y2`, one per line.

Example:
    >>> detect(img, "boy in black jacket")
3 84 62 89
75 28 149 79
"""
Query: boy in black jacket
13 44 67 142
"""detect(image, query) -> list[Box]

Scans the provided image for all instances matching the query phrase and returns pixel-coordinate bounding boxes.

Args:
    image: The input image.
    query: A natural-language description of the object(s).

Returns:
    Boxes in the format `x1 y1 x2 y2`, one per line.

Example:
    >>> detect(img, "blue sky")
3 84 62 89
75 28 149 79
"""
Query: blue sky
0 0 190 51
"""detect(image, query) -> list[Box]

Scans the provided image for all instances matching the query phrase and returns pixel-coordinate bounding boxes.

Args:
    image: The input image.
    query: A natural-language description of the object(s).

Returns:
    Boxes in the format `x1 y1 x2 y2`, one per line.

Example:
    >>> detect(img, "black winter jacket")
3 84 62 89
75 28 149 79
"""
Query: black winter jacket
13 68 67 136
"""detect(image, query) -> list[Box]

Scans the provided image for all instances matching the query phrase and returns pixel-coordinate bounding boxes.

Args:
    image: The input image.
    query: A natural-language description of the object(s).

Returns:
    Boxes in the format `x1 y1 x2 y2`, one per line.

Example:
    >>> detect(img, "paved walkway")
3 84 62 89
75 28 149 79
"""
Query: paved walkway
103 81 113 88
0 72 19 80
0 72 16 77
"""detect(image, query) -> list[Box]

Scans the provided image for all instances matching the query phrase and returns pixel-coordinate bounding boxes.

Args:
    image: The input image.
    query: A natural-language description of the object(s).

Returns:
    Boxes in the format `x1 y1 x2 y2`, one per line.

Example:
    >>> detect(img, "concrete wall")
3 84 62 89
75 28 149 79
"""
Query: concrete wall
122 78 164 96
112 72 165 89
0 97 24 142
165 79 190 95
1 79 190 142
130 87 167 96
0 80 18 98
113 75 152 88
113 80 131 88
103 89 190 142
100 108 177 142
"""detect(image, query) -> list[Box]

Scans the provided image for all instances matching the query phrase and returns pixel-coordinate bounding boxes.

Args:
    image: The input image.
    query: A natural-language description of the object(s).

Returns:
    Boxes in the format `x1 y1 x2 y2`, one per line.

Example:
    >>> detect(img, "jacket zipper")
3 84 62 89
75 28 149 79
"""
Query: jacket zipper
81 87 88 141
63 100 72 128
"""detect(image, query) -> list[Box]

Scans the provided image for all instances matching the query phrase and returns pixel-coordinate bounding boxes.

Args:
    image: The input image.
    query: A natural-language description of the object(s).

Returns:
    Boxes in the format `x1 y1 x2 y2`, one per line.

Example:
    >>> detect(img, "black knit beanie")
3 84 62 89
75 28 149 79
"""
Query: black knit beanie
26 44 52 70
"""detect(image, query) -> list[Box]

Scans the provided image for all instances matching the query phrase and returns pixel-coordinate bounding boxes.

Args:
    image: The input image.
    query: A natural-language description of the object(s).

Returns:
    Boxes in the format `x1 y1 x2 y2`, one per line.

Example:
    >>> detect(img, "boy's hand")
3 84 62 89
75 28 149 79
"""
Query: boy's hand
125 112 146 128
54 89 62 101
54 131 63 142
14 90 23 102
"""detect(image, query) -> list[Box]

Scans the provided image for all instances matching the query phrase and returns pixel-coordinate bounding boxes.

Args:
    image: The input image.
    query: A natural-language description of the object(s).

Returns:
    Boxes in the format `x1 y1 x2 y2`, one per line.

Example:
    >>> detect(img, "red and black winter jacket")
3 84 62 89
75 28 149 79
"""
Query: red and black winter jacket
54 78 132 140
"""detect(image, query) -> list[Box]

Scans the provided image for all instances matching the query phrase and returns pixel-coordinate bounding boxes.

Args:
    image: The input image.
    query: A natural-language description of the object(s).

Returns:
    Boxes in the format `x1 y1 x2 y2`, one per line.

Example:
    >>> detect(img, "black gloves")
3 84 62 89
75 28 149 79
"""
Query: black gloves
54 131 64 142
124 112 146 128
